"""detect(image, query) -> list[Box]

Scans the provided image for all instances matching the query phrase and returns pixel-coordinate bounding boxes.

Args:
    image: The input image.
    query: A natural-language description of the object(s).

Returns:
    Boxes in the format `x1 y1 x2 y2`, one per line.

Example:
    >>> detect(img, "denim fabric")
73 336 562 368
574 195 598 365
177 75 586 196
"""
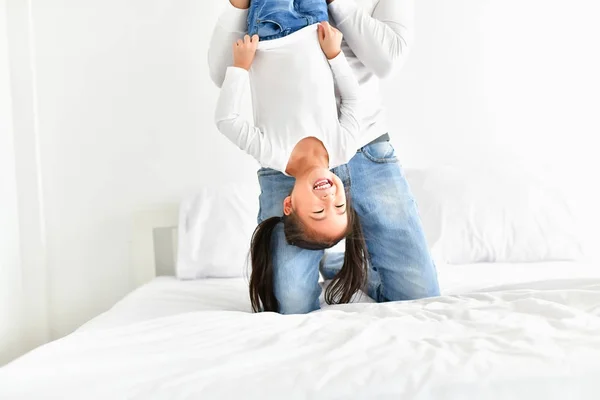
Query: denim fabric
247 0 329 41
257 138 441 314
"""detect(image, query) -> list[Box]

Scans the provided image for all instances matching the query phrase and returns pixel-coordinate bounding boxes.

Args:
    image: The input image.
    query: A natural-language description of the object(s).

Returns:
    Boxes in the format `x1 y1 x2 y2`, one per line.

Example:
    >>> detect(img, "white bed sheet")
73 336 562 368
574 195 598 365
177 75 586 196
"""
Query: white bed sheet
1 276 600 399
81 261 600 331
438 261 600 294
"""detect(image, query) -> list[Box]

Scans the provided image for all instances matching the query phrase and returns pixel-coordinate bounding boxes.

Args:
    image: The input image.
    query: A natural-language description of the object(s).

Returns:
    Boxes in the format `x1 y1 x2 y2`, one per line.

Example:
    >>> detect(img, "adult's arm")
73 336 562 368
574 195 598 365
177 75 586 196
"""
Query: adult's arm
328 0 415 79
208 1 249 88
329 53 360 142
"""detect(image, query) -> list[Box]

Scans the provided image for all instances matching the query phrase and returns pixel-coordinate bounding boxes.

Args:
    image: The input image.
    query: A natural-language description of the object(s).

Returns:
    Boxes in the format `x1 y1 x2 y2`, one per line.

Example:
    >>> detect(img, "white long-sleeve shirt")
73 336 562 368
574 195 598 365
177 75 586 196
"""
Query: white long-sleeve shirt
209 0 414 148
214 25 360 172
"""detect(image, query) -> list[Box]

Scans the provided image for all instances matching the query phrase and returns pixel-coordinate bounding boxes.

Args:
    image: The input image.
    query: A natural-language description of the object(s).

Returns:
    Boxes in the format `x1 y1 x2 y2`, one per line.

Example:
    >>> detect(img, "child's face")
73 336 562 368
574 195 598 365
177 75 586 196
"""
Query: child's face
283 168 348 240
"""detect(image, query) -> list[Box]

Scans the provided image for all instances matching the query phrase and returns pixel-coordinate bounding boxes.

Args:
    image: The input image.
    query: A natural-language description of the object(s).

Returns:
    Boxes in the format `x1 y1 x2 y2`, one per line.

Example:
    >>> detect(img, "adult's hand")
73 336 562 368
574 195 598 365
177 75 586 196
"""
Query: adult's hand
230 0 250 9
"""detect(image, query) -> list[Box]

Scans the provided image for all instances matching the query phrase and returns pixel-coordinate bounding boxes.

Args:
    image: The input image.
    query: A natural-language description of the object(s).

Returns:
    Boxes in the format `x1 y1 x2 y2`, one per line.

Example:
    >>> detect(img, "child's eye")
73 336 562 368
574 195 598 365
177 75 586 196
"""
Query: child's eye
314 209 325 214
336 204 346 208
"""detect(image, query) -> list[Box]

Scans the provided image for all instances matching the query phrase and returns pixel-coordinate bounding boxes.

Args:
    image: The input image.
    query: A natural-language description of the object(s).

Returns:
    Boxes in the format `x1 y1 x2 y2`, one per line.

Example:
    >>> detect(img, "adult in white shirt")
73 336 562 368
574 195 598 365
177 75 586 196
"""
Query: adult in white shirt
209 0 440 314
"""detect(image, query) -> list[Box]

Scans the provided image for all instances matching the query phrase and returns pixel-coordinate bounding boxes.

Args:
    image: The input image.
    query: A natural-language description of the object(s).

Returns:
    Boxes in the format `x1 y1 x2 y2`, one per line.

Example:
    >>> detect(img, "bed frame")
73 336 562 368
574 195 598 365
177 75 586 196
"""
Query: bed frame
131 205 179 288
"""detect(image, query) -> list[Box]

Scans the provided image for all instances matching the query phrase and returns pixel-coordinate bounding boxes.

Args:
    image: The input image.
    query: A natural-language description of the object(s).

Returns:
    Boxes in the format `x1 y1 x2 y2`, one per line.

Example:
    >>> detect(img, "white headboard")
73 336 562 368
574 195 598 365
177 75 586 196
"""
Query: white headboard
131 205 179 288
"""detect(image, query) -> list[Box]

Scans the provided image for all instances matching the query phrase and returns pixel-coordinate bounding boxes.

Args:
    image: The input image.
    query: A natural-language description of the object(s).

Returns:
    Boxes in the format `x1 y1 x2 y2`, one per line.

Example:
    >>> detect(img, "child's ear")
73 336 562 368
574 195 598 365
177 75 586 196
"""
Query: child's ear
283 196 293 216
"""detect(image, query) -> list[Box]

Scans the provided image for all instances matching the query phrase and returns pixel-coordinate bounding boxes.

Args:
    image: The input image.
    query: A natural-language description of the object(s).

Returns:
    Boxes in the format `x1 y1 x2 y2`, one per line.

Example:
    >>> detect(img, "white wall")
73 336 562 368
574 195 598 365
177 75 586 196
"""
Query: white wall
9 0 259 338
5 0 600 339
0 0 23 364
3 0 51 364
391 0 600 170
391 0 600 250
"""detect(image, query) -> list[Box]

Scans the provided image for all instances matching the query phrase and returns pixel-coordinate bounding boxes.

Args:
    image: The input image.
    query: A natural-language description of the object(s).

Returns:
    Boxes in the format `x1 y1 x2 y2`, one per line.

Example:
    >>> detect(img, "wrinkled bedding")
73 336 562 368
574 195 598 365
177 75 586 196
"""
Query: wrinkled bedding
2 278 600 399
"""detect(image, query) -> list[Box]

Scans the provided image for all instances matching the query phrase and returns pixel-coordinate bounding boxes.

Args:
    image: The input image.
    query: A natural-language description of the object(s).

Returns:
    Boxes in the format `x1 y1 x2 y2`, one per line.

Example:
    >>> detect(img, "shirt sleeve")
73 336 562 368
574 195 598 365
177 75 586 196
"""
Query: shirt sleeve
214 67 280 169
328 0 415 79
207 3 249 88
328 52 360 145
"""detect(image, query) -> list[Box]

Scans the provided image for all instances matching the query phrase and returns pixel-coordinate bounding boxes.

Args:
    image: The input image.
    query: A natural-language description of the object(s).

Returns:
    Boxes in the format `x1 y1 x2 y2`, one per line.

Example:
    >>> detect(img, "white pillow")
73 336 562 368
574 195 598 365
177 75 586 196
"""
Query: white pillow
406 166 584 264
177 183 260 279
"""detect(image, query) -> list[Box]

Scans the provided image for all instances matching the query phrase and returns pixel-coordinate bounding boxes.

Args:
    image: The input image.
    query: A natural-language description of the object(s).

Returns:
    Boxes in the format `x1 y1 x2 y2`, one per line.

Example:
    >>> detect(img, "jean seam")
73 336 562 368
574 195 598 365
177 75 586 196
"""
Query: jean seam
257 206 263 224
260 29 291 41
257 169 282 177
362 150 398 164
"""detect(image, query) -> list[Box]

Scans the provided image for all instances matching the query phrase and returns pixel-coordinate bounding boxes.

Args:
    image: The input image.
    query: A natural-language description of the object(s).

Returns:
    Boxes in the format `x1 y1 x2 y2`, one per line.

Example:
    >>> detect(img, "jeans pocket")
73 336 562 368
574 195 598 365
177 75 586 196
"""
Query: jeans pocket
361 142 398 163
257 18 285 38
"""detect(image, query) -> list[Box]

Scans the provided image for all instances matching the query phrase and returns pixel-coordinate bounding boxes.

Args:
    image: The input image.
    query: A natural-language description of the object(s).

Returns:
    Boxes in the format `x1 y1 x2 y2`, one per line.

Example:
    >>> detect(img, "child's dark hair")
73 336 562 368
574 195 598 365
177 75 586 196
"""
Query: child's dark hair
249 197 368 313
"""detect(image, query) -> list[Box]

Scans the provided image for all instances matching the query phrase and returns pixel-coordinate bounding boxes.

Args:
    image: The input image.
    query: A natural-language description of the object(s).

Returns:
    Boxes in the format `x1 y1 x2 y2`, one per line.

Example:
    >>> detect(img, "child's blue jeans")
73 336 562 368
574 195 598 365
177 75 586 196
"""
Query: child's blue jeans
247 0 329 40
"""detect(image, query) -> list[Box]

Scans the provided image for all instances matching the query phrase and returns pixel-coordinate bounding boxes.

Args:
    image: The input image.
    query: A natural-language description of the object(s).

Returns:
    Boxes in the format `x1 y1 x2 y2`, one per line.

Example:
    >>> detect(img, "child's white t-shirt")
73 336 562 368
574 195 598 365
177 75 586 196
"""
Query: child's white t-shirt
215 24 360 174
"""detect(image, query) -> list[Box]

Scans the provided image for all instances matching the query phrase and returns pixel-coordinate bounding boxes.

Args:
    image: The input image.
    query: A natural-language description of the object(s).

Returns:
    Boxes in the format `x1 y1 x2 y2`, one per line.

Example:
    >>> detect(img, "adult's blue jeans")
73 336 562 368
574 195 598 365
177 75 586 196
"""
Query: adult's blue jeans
247 0 329 40
257 138 441 314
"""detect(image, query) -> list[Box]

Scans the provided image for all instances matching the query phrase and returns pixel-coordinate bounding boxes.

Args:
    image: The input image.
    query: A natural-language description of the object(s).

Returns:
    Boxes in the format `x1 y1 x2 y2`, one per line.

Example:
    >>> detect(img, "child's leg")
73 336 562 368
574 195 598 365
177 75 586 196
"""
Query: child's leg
294 0 329 24
247 0 328 41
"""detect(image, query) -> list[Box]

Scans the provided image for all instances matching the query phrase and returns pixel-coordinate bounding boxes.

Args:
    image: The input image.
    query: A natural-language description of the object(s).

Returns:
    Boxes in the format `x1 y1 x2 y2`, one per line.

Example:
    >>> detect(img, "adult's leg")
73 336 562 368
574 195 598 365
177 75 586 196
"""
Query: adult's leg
322 142 440 302
248 0 328 40
320 249 382 301
257 168 323 313
349 141 440 301
320 163 381 301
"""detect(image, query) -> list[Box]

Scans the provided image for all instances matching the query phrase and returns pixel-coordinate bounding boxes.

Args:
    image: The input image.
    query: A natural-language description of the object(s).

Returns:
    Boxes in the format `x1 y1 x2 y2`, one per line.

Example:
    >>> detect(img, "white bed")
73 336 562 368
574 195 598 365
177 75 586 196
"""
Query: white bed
2 172 600 399
80 261 600 331
2 261 600 399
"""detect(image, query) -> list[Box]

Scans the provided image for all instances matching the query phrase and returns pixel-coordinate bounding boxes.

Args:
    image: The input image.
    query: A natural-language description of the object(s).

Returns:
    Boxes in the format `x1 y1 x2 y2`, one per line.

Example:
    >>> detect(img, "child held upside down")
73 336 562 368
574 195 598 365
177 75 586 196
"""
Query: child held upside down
214 0 369 312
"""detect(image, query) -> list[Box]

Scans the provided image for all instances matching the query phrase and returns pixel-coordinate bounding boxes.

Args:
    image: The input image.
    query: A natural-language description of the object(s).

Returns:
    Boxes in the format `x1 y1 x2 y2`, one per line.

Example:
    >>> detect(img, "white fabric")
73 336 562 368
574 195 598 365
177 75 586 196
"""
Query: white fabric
438 261 600 294
2 276 600 399
80 277 374 332
406 166 584 264
176 183 260 279
215 26 360 172
80 278 253 330
81 278 377 332
208 0 414 149
176 166 586 278
82 261 600 331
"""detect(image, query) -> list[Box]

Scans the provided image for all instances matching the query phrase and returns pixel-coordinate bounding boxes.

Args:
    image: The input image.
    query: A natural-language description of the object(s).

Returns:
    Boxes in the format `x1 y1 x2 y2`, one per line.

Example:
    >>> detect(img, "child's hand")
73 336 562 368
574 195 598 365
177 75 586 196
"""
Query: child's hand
233 35 259 70
317 22 342 60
